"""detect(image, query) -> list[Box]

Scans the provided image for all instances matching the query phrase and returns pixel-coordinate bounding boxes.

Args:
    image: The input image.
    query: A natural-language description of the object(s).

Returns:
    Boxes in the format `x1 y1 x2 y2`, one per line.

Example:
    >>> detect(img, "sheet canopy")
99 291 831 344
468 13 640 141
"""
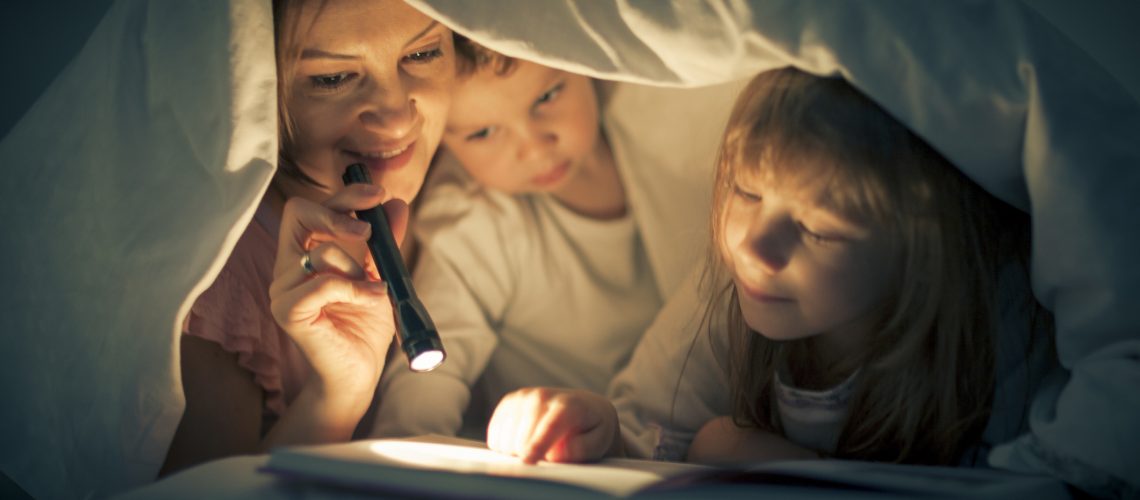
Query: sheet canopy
1 0 1136 497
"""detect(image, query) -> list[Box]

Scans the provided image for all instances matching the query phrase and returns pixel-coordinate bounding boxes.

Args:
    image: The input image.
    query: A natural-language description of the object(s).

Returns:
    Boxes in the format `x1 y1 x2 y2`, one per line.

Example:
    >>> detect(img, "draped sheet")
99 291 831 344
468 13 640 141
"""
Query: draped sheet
0 1 277 498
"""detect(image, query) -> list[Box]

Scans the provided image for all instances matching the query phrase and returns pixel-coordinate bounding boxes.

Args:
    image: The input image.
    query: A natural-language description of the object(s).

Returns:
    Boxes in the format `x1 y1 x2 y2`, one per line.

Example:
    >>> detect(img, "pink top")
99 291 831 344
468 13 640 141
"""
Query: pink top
184 204 310 426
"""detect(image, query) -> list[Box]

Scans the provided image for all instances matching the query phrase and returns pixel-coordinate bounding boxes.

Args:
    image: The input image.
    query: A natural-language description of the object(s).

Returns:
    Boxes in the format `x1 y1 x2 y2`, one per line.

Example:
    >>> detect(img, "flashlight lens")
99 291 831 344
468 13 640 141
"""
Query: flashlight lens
409 350 445 372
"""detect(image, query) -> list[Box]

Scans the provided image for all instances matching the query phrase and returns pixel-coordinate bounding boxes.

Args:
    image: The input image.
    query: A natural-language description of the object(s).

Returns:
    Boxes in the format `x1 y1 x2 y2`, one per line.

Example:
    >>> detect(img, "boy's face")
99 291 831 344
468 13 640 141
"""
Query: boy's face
441 60 600 195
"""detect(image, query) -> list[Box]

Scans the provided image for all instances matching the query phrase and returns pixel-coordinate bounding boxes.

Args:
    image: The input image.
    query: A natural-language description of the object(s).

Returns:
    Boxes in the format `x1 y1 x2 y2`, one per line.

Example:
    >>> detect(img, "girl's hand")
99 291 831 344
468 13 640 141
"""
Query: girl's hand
687 416 820 464
486 388 623 464
269 183 409 407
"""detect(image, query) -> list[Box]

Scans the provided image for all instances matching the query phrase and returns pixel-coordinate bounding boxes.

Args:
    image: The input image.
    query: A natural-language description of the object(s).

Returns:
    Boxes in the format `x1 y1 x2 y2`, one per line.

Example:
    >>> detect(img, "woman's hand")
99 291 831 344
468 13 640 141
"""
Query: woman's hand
687 416 820 465
269 183 408 413
486 388 623 464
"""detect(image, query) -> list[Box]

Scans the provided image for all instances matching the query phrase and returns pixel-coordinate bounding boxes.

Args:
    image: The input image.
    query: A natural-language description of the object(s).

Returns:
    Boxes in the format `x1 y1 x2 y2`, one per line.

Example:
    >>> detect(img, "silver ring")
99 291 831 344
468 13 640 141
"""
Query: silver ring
300 252 316 276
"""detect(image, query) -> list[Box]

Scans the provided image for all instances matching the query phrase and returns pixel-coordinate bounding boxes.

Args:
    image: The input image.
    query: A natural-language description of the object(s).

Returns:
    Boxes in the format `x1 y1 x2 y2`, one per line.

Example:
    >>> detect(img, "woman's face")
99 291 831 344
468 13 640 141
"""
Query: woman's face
285 0 455 203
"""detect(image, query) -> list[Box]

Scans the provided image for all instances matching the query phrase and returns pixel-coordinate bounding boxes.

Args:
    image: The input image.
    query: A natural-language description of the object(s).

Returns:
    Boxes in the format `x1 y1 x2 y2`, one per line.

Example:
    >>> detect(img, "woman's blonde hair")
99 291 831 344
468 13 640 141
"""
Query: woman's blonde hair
273 0 324 185
704 67 1040 464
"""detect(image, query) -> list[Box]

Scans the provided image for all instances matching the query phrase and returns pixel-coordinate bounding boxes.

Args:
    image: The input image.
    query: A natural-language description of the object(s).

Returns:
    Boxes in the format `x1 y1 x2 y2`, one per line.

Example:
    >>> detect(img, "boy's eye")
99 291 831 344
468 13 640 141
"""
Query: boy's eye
535 82 564 106
465 126 494 142
402 47 444 64
310 72 356 90
732 184 761 202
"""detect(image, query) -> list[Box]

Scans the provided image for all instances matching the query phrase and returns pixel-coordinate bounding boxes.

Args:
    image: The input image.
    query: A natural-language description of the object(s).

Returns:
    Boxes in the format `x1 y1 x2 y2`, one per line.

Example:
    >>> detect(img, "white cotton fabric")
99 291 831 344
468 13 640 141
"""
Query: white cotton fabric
0 1 277 498
775 369 858 455
409 0 1140 495
373 151 661 438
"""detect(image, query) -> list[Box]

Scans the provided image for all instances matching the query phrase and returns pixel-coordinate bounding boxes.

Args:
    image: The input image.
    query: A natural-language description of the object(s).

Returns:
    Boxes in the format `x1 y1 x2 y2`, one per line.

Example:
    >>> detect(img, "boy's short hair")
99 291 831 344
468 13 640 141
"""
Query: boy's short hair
454 34 517 77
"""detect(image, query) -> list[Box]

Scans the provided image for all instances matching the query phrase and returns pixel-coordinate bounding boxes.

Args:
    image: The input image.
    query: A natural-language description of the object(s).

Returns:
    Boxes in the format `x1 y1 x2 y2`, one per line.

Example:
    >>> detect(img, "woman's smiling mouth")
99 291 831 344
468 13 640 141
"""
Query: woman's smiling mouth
348 140 417 173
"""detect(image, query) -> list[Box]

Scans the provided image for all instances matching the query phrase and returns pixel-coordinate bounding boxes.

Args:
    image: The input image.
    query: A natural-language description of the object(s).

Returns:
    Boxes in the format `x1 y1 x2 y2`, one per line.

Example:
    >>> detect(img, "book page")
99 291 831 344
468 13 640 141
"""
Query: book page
263 435 708 497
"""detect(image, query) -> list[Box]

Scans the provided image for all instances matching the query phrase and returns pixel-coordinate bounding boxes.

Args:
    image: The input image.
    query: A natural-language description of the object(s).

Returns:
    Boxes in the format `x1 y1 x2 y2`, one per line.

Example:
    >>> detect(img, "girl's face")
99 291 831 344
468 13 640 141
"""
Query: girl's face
722 168 900 349
285 0 455 203
440 60 601 196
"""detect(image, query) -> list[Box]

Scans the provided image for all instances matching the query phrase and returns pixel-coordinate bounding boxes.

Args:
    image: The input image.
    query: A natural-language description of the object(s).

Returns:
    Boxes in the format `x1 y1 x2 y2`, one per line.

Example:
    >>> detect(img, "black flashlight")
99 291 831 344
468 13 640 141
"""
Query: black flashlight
342 163 445 372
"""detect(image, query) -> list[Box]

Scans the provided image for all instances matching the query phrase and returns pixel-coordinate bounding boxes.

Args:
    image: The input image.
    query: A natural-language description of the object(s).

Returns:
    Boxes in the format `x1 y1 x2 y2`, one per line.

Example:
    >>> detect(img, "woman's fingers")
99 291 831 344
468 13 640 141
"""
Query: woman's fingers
270 242 369 297
273 199 364 280
271 273 388 328
274 184 388 276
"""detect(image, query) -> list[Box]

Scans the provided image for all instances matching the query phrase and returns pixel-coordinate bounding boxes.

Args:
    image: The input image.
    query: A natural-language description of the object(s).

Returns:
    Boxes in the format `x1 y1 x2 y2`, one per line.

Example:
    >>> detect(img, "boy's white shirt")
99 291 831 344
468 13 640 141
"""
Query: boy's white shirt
374 151 661 437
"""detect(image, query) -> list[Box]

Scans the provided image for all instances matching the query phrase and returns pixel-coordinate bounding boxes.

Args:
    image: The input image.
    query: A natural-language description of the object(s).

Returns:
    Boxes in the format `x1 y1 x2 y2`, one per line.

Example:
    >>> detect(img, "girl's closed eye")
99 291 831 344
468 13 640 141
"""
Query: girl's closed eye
732 183 762 203
797 222 845 245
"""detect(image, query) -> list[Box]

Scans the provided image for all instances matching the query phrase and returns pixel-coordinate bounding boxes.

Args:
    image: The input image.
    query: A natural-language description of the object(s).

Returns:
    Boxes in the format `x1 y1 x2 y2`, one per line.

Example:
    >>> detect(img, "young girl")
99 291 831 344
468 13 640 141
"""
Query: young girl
160 0 456 474
483 67 1052 466
371 40 661 439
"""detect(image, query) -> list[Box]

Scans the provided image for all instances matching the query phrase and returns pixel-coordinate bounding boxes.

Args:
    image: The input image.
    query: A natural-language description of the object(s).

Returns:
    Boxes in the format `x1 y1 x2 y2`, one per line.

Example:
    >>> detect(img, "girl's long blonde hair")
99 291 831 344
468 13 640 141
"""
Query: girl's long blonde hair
704 67 1040 465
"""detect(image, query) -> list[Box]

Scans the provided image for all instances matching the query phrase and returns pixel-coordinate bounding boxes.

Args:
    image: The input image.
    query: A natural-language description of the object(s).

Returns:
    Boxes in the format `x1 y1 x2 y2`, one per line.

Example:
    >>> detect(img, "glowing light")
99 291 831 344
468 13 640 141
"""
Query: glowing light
410 350 444 372
369 441 519 474
365 439 673 497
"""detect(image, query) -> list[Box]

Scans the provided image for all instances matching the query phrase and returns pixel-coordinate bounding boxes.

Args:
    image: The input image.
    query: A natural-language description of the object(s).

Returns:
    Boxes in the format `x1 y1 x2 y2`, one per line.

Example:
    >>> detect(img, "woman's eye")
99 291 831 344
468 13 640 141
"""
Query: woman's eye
465 127 494 142
732 184 761 203
310 73 355 90
402 47 444 64
535 83 564 106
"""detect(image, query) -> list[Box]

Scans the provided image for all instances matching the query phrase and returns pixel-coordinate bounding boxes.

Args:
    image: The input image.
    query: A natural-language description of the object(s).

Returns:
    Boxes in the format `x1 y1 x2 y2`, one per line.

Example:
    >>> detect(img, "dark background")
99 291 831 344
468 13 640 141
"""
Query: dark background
0 1 114 139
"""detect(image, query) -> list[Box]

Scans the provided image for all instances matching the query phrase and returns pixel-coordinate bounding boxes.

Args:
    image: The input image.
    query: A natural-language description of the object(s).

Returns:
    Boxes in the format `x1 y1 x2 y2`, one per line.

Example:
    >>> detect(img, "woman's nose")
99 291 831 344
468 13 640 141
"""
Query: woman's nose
358 83 417 138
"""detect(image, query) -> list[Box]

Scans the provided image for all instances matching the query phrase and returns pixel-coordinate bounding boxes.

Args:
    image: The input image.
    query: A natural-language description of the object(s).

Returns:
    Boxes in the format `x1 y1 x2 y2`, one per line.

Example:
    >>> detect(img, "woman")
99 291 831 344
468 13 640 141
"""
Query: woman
161 0 455 474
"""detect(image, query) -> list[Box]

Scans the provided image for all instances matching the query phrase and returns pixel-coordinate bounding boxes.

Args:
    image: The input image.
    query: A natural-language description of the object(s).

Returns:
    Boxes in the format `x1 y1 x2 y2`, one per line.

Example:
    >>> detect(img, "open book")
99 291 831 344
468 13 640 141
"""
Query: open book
261 435 1070 498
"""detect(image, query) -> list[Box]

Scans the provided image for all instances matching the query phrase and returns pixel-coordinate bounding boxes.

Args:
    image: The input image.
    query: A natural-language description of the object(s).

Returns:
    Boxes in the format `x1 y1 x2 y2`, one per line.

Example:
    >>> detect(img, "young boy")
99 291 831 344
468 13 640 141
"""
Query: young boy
373 40 661 438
